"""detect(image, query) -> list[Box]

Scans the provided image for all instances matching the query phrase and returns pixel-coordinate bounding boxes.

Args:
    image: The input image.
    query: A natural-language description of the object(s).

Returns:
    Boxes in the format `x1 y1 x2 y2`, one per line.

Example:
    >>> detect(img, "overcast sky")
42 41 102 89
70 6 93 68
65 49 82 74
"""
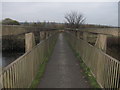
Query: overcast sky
1 1 119 26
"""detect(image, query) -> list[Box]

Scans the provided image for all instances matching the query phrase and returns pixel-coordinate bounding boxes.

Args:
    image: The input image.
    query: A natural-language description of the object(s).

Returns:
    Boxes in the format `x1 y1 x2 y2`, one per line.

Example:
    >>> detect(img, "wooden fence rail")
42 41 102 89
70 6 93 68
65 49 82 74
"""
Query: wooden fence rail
65 31 120 89
0 33 58 88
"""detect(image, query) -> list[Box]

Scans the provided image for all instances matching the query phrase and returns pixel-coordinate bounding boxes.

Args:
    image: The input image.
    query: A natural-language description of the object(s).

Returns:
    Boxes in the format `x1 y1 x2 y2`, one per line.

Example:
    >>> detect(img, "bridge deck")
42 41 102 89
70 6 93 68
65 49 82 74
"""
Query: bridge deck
38 33 91 88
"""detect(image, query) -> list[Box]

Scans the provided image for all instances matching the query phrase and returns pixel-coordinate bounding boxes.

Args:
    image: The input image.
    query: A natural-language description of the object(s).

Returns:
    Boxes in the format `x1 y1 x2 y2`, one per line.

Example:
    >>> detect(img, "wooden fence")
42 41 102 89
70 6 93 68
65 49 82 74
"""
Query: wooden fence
1 33 58 88
65 31 120 89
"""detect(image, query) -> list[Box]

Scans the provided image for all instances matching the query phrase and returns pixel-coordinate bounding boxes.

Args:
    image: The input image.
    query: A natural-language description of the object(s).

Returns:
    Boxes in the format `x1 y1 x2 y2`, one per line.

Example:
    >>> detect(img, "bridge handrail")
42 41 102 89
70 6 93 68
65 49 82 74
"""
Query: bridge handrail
66 31 120 88
3 38 49 71
1 33 58 88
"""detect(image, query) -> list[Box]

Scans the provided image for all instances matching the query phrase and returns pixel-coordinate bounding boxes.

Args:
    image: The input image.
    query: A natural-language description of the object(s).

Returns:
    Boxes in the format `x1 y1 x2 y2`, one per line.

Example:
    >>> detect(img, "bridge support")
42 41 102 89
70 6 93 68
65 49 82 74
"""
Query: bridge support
76 31 80 39
40 32 45 41
95 34 107 52
25 33 36 52
47 32 50 38
83 32 88 41
40 31 51 41
45 32 48 39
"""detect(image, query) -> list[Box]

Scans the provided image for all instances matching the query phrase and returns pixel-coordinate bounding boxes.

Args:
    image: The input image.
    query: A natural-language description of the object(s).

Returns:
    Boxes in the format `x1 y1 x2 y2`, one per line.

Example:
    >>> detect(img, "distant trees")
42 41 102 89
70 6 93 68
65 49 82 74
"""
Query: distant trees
64 11 85 28
22 21 65 29
2 18 20 25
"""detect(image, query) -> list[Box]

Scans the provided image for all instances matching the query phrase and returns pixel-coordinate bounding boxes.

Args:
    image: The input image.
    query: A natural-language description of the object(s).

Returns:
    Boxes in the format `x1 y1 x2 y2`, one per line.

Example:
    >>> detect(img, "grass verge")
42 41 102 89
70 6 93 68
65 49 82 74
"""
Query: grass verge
30 40 57 88
29 57 48 88
75 52 101 88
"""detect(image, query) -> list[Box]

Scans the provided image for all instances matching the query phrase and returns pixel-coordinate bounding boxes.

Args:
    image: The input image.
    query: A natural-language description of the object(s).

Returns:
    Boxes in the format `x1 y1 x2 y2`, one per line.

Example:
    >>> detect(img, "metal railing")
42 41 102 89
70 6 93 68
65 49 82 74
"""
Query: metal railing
65 31 120 89
1 33 58 88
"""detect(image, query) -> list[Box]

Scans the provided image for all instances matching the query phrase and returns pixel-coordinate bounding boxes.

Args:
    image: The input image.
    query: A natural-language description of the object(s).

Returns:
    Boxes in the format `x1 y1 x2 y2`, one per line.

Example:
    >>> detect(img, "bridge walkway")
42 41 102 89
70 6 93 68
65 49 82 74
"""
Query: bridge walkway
38 33 91 88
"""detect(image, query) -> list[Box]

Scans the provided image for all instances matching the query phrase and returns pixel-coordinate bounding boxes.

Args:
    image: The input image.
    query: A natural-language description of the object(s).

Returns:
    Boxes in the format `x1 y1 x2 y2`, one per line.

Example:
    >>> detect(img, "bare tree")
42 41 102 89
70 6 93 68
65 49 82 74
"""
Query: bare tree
64 11 85 28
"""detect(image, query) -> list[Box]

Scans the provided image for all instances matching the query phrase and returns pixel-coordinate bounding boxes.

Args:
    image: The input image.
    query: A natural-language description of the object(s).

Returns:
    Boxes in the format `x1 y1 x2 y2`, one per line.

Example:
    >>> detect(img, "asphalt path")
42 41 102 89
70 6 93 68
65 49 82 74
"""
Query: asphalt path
38 33 91 88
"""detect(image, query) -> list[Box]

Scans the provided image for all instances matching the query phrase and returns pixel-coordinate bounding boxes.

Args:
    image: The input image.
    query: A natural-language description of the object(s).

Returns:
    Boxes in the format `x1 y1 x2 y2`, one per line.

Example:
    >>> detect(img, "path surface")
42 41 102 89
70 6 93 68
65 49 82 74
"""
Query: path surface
38 33 91 88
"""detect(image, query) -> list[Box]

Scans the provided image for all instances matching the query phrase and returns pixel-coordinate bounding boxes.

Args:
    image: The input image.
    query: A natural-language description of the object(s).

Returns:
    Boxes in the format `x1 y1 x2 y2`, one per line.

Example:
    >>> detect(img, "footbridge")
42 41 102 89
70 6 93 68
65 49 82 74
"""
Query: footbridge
0 26 119 89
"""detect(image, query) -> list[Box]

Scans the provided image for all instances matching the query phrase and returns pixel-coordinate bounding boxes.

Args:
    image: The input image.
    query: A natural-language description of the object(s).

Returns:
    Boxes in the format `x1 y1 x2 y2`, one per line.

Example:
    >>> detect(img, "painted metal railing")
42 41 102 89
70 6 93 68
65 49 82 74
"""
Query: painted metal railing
1 33 58 88
65 31 120 89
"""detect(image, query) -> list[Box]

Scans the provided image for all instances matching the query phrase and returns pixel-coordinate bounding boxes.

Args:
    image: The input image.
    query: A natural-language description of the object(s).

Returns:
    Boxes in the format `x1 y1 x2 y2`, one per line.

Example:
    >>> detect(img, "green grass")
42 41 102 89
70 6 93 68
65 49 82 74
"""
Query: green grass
75 52 100 88
30 57 48 88
67 41 101 88
30 41 57 88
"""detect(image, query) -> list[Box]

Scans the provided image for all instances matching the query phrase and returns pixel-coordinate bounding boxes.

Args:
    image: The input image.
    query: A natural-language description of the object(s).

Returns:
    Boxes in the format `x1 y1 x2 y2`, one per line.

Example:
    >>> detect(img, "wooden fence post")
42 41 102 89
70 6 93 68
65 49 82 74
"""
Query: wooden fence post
25 33 35 52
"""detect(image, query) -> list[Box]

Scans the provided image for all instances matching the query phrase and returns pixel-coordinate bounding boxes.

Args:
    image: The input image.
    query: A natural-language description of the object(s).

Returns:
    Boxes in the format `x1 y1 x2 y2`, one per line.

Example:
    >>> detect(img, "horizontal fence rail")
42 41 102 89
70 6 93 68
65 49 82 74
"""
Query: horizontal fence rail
65 31 120 89
1 33 58 88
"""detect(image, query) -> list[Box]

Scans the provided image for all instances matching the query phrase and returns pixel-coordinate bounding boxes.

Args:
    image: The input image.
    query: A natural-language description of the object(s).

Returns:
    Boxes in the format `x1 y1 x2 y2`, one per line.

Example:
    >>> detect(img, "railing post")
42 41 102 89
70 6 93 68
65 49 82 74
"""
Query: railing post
0 71 2 89
49 31 52 36
46 32 48 39
83 32 88 41
47 32 50 38
25 33 35 52
95 34 107 52
44 32 46 39
76 31 80 39
45 32 49 39
40 31 45 41
40 32 41 41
